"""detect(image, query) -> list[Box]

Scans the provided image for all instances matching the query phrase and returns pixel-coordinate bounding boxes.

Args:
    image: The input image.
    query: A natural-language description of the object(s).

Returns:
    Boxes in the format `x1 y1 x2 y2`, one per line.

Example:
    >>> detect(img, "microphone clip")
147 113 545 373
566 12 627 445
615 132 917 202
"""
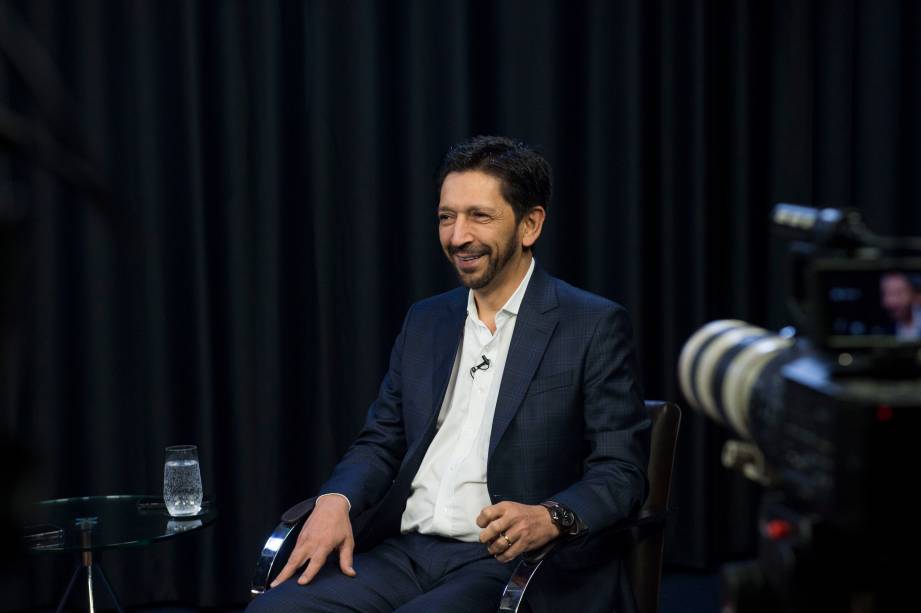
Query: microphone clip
470 354 490 379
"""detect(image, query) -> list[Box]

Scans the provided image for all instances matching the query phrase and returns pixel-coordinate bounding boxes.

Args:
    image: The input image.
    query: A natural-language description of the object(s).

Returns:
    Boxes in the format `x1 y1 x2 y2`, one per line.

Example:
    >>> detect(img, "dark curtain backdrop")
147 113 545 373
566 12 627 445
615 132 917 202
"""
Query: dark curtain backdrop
2 0 919 608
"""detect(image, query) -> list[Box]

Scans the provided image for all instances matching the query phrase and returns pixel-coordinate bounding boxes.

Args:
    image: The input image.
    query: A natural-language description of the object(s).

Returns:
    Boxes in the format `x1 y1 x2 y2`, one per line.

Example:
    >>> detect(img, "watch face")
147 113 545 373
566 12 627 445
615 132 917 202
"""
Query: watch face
547 504 573 528
560 510 574 528
544 502 577 533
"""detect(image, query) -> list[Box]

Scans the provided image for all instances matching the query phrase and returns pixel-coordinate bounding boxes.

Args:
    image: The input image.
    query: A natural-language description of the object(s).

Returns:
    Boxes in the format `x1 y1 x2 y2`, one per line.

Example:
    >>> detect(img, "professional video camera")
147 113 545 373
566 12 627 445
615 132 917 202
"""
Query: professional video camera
678 204 921 613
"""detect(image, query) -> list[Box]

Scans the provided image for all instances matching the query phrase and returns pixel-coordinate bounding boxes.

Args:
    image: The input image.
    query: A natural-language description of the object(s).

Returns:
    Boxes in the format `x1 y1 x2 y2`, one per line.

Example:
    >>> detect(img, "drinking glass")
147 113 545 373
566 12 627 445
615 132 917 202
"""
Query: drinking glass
163 445 203 517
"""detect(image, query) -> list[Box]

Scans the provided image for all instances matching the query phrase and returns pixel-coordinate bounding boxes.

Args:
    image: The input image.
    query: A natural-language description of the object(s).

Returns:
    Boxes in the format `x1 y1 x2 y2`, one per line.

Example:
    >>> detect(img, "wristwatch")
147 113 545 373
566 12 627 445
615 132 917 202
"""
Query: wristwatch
539 500 581 536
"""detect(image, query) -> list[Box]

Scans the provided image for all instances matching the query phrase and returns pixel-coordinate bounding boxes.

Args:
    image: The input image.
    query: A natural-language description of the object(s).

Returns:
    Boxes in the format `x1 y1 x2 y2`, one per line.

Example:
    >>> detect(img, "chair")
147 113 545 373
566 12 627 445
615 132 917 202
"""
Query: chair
625 401 681 613
251 400 681 613
497 400 681 613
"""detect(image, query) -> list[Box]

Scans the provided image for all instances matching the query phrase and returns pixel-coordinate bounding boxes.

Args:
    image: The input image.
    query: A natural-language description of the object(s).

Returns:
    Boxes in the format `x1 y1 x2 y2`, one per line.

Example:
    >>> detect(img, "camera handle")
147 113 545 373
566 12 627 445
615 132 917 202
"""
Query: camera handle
721 440 776 486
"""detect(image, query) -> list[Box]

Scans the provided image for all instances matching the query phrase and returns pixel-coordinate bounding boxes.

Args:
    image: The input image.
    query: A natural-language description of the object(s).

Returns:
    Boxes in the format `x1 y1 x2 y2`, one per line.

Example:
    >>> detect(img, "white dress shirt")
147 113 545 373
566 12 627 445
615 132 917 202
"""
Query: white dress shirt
400 258 536 541
896 305 921 340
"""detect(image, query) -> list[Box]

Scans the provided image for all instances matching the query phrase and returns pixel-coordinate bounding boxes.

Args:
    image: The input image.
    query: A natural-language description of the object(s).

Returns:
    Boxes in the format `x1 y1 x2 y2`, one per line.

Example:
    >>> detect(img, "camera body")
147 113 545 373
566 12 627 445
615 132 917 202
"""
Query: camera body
751 353 918 527
740 361 916 609
680 205 921 612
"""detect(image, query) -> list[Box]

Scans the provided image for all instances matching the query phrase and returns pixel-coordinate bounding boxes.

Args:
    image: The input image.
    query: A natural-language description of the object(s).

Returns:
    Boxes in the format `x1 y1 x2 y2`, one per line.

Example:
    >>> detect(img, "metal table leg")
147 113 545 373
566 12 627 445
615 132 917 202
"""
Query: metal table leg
55 517 125 613
54 554 125 613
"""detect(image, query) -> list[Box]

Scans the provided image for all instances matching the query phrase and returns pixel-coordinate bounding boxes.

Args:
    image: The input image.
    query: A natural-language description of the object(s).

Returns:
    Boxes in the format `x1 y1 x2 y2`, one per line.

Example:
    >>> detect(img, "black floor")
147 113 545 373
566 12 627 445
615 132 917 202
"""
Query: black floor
659 570 720 613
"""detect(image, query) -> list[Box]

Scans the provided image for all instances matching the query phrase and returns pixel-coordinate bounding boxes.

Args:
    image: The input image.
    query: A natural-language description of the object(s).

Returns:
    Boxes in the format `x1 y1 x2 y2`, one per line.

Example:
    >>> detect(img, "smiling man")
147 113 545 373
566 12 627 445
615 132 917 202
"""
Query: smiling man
880 272 921 340
248 136 650 613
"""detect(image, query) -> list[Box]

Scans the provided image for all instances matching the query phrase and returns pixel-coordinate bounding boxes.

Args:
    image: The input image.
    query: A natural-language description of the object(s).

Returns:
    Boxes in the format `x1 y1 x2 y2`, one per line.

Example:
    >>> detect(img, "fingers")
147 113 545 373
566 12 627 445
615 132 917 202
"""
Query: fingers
271 502 356 588
486 528 516 556
298 549 330 585
495 532 526 563
481 503 560 562
479 517 513 546
476 503 505 529
270 563 295 588
271 530 357 588
270 542 356 588
477 504 512 543
339 538 357 577
271 545 307 587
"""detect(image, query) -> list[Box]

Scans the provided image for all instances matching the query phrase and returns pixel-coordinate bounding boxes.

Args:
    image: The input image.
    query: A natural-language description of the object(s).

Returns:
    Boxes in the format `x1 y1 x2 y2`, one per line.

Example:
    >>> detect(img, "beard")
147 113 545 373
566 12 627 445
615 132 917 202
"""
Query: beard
446 233 519 290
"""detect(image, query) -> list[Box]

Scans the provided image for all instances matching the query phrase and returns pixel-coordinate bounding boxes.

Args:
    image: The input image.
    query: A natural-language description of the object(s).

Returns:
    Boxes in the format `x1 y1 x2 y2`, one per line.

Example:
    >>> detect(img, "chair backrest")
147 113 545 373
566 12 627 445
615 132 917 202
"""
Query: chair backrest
626 400 682 613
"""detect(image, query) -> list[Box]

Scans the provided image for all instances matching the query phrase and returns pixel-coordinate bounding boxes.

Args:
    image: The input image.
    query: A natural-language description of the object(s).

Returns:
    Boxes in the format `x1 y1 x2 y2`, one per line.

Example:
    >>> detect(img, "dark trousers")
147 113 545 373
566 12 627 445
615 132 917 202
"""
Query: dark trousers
246 532 515 613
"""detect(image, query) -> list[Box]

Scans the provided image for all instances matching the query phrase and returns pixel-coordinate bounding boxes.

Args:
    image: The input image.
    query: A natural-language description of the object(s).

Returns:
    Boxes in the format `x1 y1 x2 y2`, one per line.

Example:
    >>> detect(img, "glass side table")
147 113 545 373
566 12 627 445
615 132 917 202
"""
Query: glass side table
25 494 217 613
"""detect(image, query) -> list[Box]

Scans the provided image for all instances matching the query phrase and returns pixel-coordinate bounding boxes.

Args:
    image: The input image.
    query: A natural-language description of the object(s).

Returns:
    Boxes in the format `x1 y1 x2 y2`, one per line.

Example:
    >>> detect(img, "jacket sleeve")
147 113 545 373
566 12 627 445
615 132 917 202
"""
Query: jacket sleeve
550 304 650 533
316 305 414 515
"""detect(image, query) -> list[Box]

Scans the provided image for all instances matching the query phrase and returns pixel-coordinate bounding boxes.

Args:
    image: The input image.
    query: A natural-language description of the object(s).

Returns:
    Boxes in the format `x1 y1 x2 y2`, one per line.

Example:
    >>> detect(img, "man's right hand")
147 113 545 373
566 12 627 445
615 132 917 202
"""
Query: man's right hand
269 494 357 587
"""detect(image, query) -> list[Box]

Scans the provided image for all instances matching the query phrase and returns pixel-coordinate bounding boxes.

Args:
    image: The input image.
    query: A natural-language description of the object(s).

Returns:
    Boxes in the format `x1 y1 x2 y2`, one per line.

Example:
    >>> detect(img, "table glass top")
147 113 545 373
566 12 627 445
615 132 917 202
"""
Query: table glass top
24 494 217 553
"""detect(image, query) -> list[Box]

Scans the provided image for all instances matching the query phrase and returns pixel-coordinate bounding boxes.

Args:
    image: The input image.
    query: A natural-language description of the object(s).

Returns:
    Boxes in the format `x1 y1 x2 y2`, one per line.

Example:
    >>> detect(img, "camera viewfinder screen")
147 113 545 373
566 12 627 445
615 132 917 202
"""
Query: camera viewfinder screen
821 270 921 343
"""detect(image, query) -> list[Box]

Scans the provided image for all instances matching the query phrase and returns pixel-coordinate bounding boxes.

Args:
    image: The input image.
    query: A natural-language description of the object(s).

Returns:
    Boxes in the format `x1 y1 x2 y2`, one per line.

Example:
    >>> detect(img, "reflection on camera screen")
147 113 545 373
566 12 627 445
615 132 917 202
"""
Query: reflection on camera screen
824 270 921 341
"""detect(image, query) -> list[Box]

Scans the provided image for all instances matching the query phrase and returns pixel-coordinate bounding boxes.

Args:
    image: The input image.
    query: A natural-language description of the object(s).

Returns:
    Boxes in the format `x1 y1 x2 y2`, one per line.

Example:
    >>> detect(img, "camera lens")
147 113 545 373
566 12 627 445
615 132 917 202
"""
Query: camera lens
678 320 793 439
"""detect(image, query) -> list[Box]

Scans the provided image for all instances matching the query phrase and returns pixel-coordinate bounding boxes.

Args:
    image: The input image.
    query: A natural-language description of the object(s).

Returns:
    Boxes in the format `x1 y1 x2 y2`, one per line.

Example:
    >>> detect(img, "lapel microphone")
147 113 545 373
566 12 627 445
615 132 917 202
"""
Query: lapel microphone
470 354 490 379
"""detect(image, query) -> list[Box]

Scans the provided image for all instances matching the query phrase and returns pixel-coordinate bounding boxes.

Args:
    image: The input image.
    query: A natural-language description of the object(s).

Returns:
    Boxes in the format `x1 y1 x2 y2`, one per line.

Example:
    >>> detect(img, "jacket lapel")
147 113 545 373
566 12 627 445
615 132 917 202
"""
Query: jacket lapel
430 290 466 417
488 267 559 459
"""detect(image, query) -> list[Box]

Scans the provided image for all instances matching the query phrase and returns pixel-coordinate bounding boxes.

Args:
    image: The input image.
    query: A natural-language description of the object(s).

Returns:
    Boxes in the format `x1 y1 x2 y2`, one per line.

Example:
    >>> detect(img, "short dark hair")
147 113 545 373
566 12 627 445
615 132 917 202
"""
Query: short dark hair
436 135 552 222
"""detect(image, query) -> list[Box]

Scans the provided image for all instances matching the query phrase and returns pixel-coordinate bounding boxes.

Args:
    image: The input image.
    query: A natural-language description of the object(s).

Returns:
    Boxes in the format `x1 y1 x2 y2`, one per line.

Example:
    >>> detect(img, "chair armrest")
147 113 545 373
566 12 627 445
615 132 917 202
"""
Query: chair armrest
281 497 318 524
522 509 667 565
497 510 669 612
250 497 316 597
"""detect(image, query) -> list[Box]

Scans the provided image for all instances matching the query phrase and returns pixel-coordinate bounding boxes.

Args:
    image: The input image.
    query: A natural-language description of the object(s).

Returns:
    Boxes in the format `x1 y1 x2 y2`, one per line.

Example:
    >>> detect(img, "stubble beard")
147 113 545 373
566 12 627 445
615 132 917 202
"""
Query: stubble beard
448 234 519 290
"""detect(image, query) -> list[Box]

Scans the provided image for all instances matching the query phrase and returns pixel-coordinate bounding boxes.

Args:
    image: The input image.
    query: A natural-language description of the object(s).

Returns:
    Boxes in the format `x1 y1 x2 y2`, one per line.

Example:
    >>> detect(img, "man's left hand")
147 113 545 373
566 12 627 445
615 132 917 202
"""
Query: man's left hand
476 501 560 563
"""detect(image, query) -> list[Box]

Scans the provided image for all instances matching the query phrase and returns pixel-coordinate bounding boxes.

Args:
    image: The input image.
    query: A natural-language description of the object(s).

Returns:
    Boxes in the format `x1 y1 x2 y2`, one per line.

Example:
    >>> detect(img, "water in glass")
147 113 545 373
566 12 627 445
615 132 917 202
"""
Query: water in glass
164 445 203 516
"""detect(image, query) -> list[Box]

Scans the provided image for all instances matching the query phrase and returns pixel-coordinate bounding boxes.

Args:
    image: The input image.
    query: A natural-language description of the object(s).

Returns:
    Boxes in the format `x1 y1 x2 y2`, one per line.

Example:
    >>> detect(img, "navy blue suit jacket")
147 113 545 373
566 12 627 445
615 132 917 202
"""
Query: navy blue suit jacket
319 266 650 609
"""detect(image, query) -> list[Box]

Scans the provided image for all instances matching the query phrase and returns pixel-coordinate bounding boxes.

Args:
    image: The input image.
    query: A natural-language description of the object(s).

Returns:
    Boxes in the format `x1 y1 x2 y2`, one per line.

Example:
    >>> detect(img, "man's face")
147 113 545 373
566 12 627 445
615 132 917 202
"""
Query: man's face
880 273 914 322
438 170 523 291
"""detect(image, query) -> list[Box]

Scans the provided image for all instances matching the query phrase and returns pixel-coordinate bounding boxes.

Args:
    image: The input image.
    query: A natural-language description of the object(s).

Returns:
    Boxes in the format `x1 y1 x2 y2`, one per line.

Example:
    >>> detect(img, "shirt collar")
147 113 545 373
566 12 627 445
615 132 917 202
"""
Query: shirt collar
466 258 536 321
